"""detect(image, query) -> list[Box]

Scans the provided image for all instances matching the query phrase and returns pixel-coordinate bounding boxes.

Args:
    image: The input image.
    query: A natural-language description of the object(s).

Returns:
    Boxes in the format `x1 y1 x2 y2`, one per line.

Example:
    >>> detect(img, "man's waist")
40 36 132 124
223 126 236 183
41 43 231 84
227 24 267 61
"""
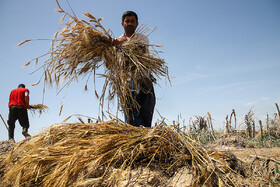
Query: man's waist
10 105 25 109
128 73 156 83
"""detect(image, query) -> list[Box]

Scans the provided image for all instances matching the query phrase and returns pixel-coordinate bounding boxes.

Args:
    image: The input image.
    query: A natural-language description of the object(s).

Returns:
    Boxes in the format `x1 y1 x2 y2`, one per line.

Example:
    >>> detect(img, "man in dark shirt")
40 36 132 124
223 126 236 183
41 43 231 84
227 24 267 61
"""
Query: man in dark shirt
8 84 31 140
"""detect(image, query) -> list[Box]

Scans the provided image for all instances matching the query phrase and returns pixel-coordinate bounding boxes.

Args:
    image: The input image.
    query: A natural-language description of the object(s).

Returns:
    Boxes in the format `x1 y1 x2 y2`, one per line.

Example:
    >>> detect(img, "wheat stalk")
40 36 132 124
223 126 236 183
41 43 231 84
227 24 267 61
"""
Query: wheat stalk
19 0 169 116
29 104 49 115
0 119 237 186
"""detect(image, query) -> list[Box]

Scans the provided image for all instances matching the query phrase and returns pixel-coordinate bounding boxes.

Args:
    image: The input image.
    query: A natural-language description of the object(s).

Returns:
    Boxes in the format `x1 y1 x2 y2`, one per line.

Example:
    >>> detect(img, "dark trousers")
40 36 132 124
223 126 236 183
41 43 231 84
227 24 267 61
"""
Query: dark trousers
7 106 30 139
124 82 155 127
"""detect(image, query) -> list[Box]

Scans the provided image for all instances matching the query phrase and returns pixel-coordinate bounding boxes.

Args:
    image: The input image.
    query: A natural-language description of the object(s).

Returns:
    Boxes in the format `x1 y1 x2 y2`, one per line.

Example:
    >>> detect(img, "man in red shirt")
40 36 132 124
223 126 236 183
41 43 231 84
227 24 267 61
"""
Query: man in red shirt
7 84 31 140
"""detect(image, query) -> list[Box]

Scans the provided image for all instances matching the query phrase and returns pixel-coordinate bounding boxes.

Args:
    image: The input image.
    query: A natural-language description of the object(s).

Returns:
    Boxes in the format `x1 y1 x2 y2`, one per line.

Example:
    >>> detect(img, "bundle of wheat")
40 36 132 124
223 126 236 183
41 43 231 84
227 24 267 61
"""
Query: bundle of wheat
29 104 49 115
0 120 238 186
19 0 169 115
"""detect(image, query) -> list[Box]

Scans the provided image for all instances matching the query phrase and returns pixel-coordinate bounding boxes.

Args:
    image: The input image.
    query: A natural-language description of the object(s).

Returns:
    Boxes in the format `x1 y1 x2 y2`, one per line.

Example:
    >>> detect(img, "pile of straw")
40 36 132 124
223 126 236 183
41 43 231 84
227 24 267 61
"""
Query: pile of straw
0 120 239 186
19 0 169 114
29 104 49 115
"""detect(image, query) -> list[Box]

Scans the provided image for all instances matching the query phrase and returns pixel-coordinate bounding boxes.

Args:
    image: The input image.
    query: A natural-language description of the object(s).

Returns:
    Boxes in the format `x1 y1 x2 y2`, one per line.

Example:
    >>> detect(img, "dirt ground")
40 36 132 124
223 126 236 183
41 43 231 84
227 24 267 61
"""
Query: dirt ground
216 146 280 162
207 144 280 186
0 139 15 154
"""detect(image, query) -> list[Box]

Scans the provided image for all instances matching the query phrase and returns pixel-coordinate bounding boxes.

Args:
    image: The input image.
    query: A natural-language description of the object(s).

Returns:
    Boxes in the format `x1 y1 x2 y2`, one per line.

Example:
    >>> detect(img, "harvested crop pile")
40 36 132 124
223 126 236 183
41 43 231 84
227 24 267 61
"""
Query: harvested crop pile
0 120 240 186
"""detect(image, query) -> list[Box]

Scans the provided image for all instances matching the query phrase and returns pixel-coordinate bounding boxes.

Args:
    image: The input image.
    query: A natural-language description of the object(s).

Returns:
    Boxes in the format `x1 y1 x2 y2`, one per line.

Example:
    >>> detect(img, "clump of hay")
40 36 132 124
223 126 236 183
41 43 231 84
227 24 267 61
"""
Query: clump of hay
19 0 169 115
0 120 239 186
29 104 49 115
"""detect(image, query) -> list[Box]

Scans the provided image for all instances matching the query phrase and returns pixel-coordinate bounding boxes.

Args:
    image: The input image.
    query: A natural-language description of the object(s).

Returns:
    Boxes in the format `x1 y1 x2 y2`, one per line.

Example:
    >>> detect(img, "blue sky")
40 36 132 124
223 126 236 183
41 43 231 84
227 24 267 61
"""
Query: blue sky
0 0 279 141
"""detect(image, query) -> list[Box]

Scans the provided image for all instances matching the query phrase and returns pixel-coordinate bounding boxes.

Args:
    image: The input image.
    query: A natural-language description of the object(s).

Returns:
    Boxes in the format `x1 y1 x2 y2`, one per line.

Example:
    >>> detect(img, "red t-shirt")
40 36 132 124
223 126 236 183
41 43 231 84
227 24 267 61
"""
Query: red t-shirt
8 88 30 109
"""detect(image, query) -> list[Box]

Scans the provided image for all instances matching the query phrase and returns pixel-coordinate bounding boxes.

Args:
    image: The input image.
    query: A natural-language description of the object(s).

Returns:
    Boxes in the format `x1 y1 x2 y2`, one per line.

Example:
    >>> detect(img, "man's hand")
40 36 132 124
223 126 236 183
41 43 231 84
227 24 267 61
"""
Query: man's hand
111 36 127 46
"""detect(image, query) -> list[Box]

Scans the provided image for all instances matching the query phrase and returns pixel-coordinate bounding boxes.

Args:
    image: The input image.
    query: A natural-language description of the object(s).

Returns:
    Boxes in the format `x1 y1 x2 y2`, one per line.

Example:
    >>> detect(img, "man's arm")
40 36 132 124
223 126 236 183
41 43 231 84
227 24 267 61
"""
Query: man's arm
24 92 30 109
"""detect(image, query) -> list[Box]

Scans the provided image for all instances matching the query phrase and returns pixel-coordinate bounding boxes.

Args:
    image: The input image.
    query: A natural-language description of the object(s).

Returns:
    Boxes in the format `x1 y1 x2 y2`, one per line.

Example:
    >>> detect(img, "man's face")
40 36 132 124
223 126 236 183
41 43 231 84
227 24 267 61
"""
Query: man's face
122 15 138 35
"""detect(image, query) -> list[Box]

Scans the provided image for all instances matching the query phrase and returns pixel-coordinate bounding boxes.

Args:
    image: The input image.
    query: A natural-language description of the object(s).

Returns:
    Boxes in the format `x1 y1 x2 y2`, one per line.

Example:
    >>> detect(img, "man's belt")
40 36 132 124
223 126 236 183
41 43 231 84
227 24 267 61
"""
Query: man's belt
10 105 24 109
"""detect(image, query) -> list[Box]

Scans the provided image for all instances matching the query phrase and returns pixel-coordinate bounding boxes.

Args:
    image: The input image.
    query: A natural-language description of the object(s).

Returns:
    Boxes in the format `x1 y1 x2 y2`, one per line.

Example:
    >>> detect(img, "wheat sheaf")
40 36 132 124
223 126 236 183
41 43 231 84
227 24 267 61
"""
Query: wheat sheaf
18 0 169 116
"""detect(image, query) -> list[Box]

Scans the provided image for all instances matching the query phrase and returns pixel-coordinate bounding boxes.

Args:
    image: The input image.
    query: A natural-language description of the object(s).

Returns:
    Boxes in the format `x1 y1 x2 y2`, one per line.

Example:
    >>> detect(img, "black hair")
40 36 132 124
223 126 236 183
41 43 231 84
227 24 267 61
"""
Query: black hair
122 11 138 22
18 84 25 88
